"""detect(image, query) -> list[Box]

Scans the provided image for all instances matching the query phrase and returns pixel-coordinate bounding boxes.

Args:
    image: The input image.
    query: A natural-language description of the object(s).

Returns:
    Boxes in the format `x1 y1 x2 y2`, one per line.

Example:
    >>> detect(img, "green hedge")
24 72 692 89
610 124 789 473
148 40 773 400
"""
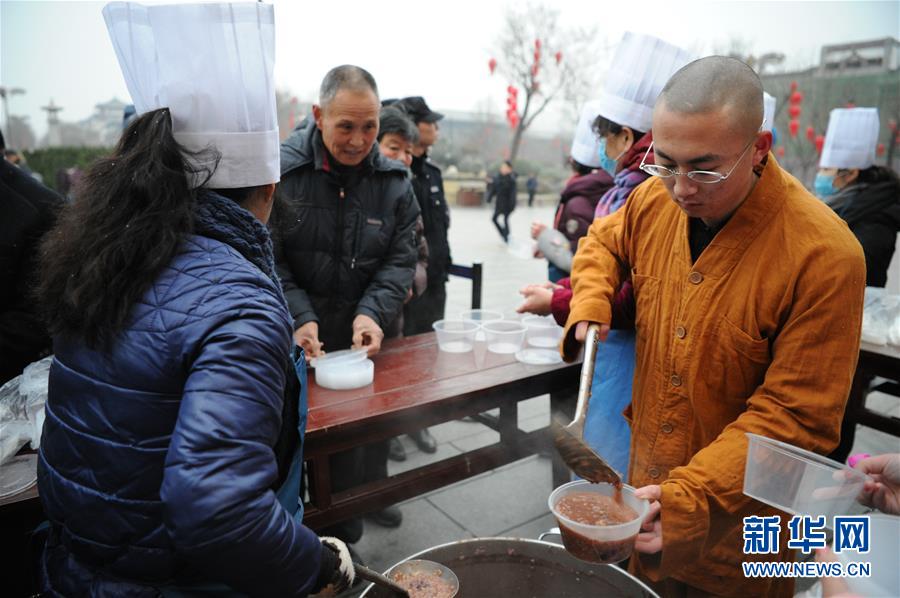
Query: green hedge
22 147 113 193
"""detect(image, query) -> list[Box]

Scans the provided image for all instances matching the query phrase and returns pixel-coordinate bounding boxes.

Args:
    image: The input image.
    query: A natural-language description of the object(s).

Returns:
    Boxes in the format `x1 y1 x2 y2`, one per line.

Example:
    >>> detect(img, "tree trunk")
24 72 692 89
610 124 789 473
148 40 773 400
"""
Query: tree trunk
509 123 525 162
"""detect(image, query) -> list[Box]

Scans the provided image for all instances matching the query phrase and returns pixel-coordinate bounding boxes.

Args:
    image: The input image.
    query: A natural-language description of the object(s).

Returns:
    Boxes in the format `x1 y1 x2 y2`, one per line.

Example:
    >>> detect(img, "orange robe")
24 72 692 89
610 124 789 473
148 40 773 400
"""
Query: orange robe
563 156 865 596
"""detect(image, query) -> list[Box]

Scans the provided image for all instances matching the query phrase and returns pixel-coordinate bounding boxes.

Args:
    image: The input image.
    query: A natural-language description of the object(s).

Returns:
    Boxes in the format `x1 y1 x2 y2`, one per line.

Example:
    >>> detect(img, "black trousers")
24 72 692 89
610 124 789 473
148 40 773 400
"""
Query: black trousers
492 210 511 242
403 283 447 336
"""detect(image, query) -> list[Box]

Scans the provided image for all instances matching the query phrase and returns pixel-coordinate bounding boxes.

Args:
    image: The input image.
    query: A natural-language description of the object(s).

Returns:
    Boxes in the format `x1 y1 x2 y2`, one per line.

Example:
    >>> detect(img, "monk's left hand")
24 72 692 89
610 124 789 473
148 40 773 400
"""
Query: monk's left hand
634 484 662 554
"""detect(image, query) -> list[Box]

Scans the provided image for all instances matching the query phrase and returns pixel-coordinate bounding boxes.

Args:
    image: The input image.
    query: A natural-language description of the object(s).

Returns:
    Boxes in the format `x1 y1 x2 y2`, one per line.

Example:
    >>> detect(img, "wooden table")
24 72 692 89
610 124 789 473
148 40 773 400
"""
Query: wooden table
833 341 900 461
302 333 580 529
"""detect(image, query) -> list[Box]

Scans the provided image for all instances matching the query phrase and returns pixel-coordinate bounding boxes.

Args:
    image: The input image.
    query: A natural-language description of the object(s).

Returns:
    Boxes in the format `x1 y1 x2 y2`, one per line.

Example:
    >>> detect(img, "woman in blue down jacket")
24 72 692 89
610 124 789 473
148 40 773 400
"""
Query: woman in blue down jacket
35 108 354 596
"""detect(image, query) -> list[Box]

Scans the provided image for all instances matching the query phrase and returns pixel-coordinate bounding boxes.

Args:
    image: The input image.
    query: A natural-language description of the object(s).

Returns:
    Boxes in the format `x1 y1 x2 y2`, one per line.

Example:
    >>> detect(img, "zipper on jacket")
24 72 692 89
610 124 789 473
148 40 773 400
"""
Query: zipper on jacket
350 213 361 270
333 186 345 298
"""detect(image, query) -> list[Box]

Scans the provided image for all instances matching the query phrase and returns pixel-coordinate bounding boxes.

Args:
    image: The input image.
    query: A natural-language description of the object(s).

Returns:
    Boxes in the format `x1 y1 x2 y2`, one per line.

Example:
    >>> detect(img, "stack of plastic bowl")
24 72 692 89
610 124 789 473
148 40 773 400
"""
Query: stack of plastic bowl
310 348 373 390
432 319 480 353
743 433 869 520
481 320 527 354
458 309 503 342
548 480 649 564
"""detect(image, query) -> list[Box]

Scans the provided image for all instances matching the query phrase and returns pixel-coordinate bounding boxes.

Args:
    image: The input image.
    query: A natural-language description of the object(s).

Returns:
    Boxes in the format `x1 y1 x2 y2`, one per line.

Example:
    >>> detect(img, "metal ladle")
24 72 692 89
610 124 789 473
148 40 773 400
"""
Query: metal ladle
550 323 623 486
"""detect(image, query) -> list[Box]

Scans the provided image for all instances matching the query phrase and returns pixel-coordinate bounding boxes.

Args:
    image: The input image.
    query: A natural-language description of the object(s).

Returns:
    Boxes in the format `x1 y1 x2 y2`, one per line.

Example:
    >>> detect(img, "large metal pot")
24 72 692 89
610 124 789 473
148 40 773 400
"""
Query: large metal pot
360 537 659 598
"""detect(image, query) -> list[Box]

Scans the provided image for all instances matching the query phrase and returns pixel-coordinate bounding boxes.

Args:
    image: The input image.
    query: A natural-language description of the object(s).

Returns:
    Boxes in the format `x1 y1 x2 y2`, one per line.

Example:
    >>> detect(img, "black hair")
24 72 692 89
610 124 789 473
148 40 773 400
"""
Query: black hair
591 115 647 143
378 106 419 144
319 65 379 107
569 158 594 176
856 164 900 187
39 108 216 349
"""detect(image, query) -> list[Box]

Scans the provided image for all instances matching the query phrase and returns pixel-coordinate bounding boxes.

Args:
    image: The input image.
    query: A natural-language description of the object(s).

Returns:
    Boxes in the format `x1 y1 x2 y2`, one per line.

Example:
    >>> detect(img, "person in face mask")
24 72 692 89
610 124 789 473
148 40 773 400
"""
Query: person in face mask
528 101 614 282
815 107 900 289
519 32 692 479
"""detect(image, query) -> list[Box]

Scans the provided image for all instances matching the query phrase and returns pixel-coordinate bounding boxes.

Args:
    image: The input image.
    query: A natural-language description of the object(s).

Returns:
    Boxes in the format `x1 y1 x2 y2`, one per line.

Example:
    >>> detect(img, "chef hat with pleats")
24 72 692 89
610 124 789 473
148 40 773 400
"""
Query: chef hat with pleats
103 2 279 188
570 100 604 168
820 107 880 170
596 32 693 134
762 92 775 132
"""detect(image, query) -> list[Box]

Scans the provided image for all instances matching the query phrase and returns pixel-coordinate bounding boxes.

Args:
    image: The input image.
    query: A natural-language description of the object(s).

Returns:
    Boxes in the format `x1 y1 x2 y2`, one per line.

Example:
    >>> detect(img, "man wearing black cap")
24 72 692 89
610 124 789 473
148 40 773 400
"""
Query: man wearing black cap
395 96 451 454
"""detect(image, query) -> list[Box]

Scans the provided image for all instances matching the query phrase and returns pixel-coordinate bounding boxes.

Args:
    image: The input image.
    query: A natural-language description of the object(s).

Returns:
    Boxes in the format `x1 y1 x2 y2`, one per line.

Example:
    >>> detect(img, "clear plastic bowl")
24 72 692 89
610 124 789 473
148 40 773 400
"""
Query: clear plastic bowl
743 433 868 521
433 319 479 353
522 314 563 348
458 309 504 323
548 480 649 564
839 514 900 598
315 358 373 390
482 320 527 354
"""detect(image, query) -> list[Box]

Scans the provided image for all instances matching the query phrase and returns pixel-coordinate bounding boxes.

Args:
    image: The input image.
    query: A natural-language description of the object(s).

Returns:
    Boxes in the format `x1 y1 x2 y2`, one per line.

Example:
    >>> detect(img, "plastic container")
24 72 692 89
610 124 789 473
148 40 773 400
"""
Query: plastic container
522 314 563 348
548 480 649 564
482 321 527 354
743 433 868 521
433 319 479 353
515 348 562 365
839 514 900 598
309 348 368 369
314 357 374 390
459 309 503 342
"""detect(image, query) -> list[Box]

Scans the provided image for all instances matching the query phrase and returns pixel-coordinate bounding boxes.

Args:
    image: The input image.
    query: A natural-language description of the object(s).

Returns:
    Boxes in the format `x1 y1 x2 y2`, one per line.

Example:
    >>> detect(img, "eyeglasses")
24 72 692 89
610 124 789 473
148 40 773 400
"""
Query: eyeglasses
639 136 757 184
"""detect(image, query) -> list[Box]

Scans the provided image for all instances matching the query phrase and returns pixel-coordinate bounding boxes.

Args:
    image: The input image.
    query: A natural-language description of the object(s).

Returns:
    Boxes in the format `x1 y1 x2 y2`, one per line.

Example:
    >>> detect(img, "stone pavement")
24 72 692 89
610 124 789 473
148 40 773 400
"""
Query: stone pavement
345 203 900 596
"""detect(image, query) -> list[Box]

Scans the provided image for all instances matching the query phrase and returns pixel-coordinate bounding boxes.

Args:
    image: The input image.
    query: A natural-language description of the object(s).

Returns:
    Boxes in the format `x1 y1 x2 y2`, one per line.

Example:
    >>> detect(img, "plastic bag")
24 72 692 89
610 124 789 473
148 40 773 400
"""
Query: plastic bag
861 287 900 347
0 356 52 465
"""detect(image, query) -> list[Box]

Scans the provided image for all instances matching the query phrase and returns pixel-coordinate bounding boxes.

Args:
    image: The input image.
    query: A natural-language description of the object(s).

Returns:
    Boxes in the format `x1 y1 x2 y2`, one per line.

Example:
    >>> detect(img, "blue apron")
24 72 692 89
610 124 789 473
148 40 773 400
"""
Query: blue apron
582 329 635 482
161 348 309 597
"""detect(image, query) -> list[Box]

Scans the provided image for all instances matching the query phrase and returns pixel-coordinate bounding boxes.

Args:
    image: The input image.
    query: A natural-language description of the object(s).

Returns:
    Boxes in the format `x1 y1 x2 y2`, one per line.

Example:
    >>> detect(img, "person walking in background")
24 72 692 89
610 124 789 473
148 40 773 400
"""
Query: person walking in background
487 160 517 242
526 172 538 206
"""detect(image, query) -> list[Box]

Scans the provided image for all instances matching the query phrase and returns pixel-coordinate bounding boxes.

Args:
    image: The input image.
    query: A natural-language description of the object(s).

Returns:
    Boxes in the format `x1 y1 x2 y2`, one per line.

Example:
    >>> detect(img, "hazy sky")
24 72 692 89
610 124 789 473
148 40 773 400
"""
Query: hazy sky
2 0 898 139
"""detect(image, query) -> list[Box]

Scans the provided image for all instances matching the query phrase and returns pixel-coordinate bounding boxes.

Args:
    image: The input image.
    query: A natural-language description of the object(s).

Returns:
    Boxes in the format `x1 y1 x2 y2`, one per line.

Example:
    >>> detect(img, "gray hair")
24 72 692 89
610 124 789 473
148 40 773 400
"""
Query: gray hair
319 65 379 107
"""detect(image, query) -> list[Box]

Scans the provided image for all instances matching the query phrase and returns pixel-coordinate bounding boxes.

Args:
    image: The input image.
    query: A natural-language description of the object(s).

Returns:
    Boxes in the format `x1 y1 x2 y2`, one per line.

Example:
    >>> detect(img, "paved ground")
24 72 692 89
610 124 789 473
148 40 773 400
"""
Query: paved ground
345 202 900 596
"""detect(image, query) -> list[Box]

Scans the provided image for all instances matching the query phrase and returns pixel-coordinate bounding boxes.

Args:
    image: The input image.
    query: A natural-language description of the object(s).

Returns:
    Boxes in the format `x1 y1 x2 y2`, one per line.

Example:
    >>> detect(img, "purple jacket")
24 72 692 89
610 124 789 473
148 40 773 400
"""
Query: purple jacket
554 170 614 252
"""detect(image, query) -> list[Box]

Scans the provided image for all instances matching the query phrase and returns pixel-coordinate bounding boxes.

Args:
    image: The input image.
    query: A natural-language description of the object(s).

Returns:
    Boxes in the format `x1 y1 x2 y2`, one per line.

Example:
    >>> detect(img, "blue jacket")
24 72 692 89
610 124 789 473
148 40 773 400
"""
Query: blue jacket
38 192 324 596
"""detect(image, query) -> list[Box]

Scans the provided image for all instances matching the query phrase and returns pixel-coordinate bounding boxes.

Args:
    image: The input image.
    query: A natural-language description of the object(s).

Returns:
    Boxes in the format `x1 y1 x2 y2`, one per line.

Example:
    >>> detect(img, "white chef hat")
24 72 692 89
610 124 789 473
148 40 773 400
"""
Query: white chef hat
820 107 880 170
763 92 776 132
570 100 604 168
596 32 693 134
103 2 279 188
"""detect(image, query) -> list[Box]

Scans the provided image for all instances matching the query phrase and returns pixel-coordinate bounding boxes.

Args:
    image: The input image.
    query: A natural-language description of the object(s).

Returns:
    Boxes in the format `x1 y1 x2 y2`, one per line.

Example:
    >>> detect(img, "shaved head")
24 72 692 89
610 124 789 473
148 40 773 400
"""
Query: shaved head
657 56 764 137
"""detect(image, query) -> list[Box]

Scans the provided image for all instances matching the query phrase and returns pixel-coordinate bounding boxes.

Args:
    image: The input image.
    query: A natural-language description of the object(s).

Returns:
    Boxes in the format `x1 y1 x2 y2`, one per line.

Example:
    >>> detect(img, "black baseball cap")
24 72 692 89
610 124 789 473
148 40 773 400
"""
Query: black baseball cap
397 96 443 124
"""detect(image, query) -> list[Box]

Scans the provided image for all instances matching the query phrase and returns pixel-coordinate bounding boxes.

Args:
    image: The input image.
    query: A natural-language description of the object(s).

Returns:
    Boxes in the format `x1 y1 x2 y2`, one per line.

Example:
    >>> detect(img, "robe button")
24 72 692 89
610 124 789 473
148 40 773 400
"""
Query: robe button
670 374 683 387
675 325 686 339
648 467 661 479
689 271 704 284
661 422 674 434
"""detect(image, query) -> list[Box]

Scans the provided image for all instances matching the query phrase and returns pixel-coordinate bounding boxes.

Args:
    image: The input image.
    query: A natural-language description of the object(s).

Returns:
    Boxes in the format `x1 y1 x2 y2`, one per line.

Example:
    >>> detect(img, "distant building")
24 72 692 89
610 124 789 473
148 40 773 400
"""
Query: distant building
762 37 900 185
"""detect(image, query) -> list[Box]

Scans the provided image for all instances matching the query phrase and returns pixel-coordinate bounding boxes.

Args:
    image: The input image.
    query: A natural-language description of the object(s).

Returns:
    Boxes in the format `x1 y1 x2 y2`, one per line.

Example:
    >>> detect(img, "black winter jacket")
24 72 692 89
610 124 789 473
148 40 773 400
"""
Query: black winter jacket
835 179 900 287
276 117 419 351
0 160 64 383
410 155 451 284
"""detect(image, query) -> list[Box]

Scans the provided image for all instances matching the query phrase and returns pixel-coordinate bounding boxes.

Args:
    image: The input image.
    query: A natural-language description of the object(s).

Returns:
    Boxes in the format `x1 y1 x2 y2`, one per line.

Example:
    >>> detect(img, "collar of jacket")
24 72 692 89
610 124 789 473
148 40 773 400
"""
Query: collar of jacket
193 190 284 303
669 152 787 280
280 114 408 178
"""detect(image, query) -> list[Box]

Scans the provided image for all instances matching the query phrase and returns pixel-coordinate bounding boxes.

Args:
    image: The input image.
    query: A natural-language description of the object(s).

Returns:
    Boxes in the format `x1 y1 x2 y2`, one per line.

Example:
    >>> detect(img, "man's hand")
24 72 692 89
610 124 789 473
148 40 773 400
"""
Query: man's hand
294 321 324 360
352 314 384 357
854 453 900 515
574 320 611 343
634 485 663 554
530 220 547 240
516 283 559 316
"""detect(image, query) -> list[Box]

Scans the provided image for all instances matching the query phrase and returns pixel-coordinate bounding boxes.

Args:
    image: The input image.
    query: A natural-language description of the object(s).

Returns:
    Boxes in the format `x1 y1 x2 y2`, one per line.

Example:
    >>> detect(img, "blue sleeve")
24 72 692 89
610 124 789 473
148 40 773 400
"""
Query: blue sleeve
161 305 323 596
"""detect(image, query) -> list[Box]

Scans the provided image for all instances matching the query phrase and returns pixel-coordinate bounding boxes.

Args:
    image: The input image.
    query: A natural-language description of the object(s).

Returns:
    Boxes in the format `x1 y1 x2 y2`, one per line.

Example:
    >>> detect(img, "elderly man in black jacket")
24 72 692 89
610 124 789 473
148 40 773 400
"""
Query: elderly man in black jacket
276 65 419 543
